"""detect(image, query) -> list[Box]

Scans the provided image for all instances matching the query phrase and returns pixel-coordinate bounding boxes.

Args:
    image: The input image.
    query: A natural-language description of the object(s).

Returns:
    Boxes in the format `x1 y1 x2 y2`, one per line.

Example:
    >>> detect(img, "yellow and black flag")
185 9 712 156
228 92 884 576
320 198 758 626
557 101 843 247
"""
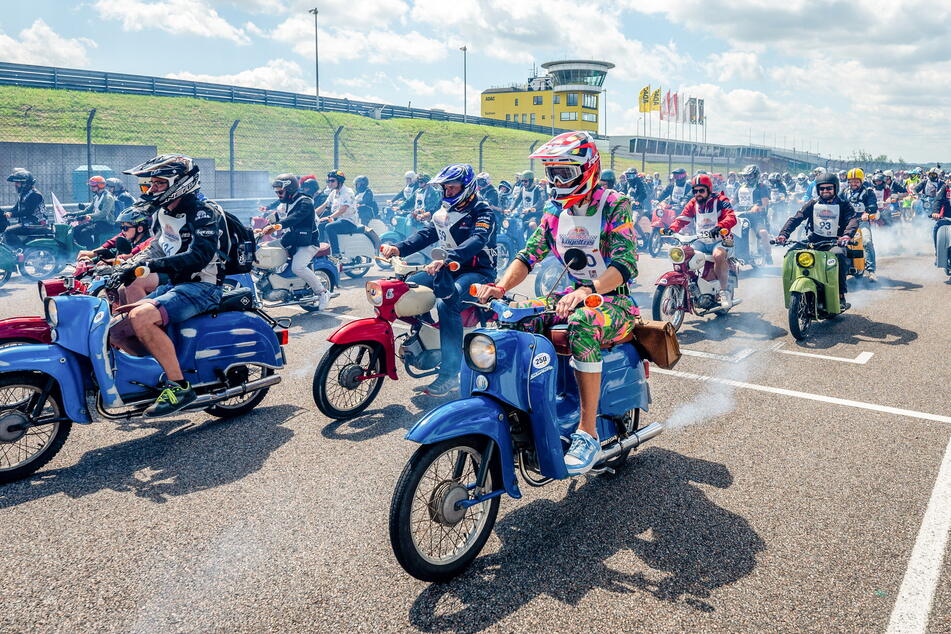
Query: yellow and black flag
639 85 651 113
650 88 662 112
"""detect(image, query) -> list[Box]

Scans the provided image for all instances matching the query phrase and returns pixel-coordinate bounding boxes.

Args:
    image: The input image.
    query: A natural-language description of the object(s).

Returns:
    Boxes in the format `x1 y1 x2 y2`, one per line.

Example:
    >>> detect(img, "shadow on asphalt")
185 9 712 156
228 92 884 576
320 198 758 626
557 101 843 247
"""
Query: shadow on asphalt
0 404 300 508
408 448 764 632
321 403 413 441
852 276 924 292
676 311 787 346
794 314 918 350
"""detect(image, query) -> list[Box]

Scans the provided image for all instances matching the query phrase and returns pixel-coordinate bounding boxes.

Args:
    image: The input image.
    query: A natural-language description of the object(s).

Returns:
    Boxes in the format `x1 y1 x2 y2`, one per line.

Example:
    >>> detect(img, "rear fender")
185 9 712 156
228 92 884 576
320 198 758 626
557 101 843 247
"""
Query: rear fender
406 395 520 499
0 316 52 344
327 317 397 380
0 344 91 422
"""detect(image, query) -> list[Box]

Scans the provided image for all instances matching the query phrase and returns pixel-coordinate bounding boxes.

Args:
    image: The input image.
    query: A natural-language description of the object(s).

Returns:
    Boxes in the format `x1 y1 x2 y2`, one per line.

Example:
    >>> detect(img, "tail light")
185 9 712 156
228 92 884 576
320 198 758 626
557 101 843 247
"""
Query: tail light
277 329 289 345
643 360 650 379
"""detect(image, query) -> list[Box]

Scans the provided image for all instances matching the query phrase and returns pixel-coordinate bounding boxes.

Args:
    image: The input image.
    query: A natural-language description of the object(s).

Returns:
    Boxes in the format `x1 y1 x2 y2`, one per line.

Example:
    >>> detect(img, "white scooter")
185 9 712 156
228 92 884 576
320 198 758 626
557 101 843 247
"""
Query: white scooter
325 218 387 279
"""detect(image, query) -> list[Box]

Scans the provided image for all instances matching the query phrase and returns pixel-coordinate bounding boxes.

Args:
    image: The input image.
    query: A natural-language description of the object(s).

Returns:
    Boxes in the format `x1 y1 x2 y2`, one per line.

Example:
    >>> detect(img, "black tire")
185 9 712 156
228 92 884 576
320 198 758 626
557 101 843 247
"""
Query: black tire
204 366 273 419
389 435 500 582
647 229 663 257
0 268 13 289
346 256 372 279
651 284 686 331
534 260 564 297
788 292 812 341
495 239 512 273
0 372 71 484
603 409 640 471
313 342 386 419
18 247 64 281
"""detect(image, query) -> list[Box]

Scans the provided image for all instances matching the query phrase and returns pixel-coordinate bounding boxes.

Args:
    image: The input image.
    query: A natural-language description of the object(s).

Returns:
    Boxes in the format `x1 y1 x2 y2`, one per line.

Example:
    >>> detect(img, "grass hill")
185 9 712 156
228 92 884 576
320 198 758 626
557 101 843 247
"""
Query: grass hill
0 86 674 191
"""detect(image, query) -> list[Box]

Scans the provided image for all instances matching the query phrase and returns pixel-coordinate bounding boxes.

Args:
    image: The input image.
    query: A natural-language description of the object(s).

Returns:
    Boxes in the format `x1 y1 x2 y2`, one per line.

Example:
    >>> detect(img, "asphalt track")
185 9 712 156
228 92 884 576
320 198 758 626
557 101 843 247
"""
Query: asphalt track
1 223 949 633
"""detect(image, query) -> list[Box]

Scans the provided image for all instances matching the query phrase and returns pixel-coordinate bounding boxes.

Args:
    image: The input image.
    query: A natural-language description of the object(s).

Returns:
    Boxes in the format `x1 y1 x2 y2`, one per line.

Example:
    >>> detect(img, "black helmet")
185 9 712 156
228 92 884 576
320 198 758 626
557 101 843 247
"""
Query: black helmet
815 172 839 198
354 175 369 191
299 175 318 196
272 173 299 201
7 168 35 190
124 154 200 208
741 164 760 184
600 169 616 186
105 177 126 193
116 203 153 230
327 169 346 185
672 168 687 181
498 179 512 193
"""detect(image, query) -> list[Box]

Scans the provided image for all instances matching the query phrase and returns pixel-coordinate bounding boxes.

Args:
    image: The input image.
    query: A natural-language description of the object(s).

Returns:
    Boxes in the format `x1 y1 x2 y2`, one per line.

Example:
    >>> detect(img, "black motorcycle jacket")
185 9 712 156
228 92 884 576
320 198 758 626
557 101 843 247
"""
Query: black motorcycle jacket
779 198 858 242
3 187 45 224
143 193 225 285
396 197 497 274
278 192 318 250
840 186 878 218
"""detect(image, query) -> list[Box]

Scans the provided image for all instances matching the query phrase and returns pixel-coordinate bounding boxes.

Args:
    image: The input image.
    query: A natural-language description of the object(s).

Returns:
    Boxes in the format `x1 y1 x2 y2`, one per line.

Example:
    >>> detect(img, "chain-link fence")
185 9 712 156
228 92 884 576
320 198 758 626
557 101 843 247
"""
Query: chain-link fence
0 99 560 206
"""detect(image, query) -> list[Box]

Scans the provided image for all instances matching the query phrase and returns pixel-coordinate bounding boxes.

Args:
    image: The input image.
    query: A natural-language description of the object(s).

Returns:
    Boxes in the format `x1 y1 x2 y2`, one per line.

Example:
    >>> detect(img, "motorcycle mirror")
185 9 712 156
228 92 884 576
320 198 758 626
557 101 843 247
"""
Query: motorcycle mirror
431 247 448 261
114 235 133 255
563 248 587 271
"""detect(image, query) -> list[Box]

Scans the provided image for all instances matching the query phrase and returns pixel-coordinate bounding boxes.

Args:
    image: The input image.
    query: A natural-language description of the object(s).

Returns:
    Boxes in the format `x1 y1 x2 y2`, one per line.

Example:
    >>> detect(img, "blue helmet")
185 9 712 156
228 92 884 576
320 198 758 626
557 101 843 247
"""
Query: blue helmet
432 163 476 210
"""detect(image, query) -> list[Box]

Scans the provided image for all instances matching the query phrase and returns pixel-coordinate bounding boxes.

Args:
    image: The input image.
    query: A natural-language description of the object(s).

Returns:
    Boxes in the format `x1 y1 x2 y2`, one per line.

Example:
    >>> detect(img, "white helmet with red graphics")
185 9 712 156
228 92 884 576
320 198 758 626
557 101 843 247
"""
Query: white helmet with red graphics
529 131 601 209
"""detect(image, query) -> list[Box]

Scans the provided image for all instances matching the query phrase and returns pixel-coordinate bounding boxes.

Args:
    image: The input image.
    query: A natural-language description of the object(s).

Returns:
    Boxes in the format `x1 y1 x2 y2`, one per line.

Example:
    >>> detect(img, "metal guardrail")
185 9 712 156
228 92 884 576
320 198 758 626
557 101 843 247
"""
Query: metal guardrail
0 62 591 138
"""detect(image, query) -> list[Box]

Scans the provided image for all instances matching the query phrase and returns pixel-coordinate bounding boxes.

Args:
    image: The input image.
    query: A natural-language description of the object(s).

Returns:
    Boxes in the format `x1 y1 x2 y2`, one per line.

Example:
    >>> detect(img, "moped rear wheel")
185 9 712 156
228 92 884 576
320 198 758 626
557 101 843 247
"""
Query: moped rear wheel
346 256 372 279
652 284 686 331
389 435 500 582
0 373 71 485
204 365 273 419
18 247 62 281
788 292 812 341
313 342 385 419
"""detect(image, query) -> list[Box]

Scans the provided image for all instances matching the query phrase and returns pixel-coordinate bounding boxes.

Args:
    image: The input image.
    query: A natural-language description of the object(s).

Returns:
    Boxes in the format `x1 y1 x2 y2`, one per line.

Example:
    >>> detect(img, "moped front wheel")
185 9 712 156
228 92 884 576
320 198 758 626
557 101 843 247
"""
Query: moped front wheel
652 284 686 331
647 229 663 257
0 372 71 485
788 292 812 341
389 435 500 582
0 268 12 289
312 342 385 419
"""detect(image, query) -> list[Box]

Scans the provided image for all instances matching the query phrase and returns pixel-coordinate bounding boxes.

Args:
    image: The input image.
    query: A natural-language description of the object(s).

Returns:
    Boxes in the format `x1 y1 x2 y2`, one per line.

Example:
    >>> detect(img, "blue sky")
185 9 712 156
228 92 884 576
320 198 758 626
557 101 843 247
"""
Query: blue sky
2 0 949 163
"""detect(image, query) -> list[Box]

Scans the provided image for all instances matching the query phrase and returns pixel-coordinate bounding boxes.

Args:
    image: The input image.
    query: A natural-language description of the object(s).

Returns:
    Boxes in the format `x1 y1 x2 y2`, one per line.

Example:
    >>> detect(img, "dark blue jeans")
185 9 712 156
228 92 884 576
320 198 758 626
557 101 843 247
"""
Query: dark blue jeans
321 218 360 255
408 269 494 381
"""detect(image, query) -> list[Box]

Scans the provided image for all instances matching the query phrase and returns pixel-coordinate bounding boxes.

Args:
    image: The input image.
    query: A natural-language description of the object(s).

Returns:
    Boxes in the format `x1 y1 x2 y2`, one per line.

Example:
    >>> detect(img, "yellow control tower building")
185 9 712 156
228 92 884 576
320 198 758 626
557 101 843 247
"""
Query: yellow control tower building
480 60 614 133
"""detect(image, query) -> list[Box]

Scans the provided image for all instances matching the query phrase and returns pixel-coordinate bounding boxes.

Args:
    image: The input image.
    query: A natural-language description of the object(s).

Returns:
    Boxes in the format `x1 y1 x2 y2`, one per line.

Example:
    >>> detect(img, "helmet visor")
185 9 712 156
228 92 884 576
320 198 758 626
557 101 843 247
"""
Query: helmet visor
544 164 581 186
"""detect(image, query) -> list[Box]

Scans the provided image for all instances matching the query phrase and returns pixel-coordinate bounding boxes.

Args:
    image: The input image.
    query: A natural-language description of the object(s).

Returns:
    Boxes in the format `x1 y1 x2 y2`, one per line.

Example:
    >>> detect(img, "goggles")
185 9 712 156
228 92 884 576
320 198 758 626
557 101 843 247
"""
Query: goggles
544 164 580 185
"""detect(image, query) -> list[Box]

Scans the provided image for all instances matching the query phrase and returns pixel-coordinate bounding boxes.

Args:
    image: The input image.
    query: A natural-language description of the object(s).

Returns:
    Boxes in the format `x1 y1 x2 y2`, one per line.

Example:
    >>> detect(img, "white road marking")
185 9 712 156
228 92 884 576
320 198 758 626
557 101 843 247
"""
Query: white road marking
652 368 951 424
681 347 756 363
773 342 874 365
886 433 951 633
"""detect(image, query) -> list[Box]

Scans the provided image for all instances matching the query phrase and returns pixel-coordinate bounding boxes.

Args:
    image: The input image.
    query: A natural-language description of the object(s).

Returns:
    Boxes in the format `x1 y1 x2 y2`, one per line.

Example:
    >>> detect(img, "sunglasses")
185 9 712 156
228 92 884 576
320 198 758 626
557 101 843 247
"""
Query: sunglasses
817 185 835 192
120 224 136 230
326 179 338 184
692 187 709 195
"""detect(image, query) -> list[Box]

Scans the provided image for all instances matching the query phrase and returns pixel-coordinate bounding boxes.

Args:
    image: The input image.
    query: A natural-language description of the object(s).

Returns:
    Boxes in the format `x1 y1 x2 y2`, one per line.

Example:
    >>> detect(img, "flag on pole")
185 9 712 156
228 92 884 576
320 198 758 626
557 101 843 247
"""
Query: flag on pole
688 97 697 124
698 98 705 125
49 191 67 224
661 91 670 121
650 88 662 112
672 92 679 121
638 86 651 113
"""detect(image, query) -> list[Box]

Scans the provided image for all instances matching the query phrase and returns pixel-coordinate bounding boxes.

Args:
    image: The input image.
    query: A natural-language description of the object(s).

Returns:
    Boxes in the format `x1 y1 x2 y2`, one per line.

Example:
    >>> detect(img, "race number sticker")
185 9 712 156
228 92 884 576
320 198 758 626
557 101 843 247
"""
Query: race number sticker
532 353 551 369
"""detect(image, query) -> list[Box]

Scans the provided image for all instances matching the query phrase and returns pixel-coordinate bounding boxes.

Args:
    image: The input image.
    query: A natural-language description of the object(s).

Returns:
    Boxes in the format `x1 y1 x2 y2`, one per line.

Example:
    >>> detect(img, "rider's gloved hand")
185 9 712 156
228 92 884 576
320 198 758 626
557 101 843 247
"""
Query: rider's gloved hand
705 228 721 240
774 235 787 245
116 264 139 286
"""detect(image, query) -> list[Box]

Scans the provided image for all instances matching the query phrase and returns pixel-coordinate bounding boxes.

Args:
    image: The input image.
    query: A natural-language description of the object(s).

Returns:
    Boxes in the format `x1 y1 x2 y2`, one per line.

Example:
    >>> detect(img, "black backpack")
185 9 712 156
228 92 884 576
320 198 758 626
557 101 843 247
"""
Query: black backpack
207 201 255 274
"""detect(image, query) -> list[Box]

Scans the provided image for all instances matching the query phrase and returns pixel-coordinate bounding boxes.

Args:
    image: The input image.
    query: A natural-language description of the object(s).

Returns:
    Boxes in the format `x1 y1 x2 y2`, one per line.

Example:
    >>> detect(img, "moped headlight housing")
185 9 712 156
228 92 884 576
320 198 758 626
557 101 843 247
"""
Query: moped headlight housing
669 247 685 264
502 219 510 229
37 280 47 302
390 217 398 226
796 252 815 268
365 281 384 306
466 333 496 372
44 297 58 327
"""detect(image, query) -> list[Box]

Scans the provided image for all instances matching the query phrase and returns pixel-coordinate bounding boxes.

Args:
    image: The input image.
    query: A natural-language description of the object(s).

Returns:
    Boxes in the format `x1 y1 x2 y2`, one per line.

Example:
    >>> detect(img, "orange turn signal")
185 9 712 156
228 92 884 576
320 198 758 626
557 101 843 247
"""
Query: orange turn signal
134 266 147 278
448 261 460 272
584 294 603 308
469 284 479 296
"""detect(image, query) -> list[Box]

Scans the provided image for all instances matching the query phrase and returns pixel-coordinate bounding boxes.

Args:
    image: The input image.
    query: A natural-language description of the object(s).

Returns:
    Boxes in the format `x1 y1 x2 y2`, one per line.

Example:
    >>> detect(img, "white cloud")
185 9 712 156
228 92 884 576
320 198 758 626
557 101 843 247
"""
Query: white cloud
0 19 96 67
166 58 313 93
93 0 251 44
706 50 763 82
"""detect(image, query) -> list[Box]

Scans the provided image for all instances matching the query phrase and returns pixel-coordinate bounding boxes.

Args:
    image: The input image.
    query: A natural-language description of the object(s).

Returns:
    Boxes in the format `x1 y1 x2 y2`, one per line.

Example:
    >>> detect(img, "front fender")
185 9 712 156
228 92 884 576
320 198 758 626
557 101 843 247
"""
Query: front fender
327 317 397 380
0 316 52 344
789 277 819 296
406 396 520 499
23 238 61 252
655 271 688 286
379 231 403 244
0 344 91 422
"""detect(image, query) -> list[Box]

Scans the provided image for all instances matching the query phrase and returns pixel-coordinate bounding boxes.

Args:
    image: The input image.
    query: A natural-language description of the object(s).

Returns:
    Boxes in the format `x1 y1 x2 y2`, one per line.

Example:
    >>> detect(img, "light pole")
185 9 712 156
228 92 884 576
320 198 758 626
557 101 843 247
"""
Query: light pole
460 45 467 124
602 89 607 137
308 8 319 110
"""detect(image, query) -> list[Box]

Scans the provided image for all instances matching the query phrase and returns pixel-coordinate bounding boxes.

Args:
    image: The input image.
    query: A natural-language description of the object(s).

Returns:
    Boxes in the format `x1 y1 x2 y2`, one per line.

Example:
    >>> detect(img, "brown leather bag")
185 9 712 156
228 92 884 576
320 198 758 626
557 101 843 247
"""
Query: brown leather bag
632 319 682 369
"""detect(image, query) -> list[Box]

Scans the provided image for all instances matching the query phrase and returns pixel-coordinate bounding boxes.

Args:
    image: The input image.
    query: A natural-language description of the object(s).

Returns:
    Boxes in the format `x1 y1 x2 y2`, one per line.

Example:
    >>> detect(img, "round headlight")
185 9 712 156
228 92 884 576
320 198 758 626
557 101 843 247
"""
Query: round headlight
796 252 815 268
391 217 398 226
467 334 496 371
502 219 510 229
37 280 47 302
669 247 685 264
44 297 58 327
365 281 384 306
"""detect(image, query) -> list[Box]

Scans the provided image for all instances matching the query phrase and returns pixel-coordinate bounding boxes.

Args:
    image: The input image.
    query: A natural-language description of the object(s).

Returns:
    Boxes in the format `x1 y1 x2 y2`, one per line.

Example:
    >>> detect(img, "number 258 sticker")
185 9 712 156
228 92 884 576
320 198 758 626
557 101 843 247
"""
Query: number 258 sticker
532 353 551 369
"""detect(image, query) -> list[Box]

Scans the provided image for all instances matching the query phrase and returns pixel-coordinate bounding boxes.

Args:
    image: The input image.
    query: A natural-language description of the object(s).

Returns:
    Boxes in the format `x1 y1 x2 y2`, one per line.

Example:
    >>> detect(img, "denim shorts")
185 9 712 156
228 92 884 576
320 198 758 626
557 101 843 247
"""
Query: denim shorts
691 239 734 256
146 282 223 324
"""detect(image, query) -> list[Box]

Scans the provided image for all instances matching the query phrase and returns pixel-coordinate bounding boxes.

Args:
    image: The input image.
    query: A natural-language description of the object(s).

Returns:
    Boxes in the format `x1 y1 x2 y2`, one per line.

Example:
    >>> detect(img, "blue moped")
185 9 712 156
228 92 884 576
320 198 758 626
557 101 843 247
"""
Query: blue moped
388 250 665 582
0 284 288 484
378 209 432 267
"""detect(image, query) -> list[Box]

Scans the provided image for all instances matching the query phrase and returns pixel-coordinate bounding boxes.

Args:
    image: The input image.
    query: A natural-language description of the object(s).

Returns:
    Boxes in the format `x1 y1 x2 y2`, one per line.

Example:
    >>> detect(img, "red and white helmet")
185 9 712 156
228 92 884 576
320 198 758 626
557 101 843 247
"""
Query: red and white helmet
529 131 600 209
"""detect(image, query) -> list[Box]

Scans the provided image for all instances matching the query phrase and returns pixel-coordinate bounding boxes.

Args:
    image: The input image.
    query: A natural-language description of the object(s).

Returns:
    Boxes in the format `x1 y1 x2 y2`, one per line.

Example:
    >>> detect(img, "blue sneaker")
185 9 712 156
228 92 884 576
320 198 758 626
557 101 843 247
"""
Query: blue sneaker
564 431 602 475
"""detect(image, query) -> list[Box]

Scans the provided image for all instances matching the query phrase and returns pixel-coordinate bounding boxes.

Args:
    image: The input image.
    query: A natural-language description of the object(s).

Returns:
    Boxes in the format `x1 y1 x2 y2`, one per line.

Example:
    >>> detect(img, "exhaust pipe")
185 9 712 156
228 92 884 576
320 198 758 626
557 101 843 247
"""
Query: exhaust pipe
599 421 665 462
191 373 282 406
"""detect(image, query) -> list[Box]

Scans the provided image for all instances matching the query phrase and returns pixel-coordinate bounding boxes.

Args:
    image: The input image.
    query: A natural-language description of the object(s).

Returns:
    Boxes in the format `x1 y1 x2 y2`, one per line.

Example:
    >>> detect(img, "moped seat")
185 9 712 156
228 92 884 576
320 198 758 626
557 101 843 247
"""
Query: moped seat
547 324 635 356
315 242 332 257
213 287 255 313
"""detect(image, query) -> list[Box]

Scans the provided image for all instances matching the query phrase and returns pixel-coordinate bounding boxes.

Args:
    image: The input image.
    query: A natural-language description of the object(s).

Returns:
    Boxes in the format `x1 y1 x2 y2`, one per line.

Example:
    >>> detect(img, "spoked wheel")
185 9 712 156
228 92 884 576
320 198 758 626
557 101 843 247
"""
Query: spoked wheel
534 260 564 297
312 342 385 419
389 435 500 582
300 270 335 312
648 230 664 257
346 256 372 278
204 365 274 418
495 241 512 273
18 247 62 281
0 373 70 484
652 284 686 331
788 292 813 341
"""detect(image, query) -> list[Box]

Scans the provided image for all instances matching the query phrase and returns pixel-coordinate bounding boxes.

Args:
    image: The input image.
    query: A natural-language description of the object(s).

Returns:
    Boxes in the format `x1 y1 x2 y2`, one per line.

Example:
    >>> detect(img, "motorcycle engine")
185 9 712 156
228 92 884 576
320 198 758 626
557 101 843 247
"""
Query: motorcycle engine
399 334 441 371
697 295 715 310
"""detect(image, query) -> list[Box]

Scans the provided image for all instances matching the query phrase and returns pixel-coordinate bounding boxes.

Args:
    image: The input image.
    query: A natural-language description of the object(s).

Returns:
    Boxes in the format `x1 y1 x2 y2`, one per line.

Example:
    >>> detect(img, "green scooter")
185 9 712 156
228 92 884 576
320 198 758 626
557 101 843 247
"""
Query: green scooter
774 238 862 340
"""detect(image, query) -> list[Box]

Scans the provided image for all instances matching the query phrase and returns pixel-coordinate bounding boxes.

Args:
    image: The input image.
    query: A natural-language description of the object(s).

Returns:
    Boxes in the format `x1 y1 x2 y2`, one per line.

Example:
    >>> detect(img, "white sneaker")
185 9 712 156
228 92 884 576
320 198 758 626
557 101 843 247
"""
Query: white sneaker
317 291 330 311
718 290 731 309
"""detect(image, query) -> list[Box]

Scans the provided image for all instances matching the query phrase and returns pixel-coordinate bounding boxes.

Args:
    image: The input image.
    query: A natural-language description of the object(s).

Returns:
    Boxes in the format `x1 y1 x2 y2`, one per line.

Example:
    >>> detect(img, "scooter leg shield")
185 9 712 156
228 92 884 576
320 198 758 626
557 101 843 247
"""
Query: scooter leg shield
406 396 521 499
0 344 91 422
937 225 951 270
